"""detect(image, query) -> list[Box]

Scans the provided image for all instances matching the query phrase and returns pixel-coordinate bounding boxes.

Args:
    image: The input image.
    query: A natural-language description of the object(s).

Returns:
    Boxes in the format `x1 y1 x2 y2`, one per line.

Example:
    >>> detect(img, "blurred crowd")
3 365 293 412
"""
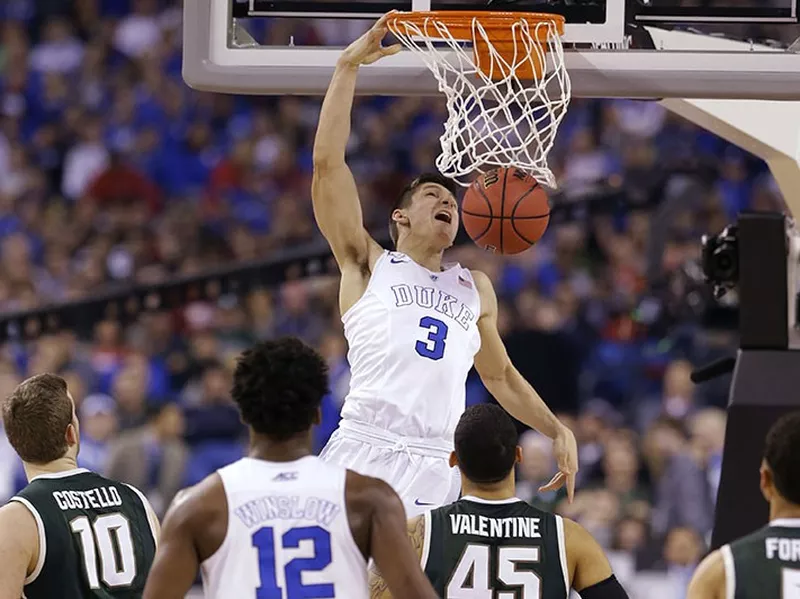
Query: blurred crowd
0 1 793 598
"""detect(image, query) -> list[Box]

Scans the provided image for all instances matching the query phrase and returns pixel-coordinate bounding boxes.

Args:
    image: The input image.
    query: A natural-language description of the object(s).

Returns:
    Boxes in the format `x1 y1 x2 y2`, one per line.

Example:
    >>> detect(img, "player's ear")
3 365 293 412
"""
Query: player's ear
391 208 409 227
448 451 458 468
66 422 78 447
760 459 774 502
514 445 522 465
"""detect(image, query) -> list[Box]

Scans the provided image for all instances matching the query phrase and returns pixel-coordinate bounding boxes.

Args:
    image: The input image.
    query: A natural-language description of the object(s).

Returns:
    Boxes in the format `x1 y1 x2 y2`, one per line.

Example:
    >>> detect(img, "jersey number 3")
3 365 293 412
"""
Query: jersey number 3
416 316 449 361
252 525 334 599
448 545 542 599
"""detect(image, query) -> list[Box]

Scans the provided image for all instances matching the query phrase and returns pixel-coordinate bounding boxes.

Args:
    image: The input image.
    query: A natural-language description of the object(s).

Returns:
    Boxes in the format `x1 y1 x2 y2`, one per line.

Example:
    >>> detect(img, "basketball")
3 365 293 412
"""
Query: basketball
461 167 550 255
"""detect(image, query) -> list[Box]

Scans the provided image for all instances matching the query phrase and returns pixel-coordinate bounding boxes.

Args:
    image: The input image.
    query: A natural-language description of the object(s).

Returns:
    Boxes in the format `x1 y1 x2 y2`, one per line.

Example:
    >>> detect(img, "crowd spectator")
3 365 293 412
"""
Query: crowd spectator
0 2 793 597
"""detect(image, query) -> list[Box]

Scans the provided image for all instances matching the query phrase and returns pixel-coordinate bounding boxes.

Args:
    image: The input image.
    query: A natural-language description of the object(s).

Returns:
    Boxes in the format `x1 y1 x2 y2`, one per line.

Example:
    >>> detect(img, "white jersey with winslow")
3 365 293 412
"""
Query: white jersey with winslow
341 250 482 441
201 456 367 599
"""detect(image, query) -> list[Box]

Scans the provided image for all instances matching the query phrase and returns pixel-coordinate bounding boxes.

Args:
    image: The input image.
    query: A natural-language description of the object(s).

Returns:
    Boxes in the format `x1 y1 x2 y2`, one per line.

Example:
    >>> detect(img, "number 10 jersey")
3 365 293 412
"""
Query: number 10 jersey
9 468 158 599
342 251 482 442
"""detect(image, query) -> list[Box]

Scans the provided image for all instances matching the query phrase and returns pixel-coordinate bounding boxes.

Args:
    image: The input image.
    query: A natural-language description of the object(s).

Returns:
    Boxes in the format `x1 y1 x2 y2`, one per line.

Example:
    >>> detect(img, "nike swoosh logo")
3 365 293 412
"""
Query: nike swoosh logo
414 499 435 506
390 258 407 264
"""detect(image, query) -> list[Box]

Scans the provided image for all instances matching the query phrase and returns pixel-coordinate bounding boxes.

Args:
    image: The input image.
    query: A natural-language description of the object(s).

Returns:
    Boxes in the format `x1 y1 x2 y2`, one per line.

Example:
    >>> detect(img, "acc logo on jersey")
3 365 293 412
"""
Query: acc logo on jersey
272 472 298 482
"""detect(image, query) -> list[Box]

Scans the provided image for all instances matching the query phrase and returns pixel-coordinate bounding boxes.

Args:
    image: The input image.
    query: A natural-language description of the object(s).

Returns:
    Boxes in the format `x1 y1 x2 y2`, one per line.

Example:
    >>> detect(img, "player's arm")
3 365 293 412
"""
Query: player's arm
312 14 399 269
472 270 579 500
686 549 726 599
369 515 426 599
0 502 38 599
366 481 437 599
143 475 225 599
142 490 199 599
564 518 629 599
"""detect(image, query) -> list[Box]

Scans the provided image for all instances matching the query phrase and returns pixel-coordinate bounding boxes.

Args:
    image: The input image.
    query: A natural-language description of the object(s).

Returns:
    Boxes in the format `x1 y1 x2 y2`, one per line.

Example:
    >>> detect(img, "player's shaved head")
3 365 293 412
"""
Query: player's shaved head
389 172 458 247
764 411 800 505
454 403 519 484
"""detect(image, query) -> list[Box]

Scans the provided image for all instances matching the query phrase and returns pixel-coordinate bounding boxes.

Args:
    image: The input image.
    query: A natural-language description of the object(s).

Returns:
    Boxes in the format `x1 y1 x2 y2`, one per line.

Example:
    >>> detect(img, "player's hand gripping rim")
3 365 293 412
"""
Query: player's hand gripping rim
538 425 578 503
339 11 403 68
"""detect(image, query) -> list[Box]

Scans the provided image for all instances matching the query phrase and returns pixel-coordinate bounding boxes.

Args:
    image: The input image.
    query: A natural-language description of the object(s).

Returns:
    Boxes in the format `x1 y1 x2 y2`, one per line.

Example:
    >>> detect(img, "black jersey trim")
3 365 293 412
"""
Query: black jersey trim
9 497 47 585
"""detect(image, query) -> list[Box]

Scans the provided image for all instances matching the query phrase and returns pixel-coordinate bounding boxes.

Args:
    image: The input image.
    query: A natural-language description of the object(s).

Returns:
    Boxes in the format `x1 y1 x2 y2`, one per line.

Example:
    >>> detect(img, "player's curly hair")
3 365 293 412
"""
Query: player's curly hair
232 338 329 440
389 173 459 247
764 411 800 505
455 403 519 484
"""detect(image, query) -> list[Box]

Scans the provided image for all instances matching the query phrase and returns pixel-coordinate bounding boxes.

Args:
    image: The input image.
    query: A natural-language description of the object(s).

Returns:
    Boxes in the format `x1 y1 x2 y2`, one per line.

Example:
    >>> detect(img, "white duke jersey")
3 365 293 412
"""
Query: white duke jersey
342 250 482 441
201 456 368 599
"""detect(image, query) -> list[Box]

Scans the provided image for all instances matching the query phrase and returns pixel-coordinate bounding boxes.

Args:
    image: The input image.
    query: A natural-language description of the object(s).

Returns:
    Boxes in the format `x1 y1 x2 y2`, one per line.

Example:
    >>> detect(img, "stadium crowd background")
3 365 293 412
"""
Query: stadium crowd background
0 1 792 598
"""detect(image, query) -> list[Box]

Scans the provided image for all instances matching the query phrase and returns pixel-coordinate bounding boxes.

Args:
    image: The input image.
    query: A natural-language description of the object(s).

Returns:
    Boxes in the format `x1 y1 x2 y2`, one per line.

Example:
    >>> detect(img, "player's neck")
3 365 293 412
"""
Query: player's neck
24 455 80 482
249 433 313 463
770 496 800 522
397 239 444 272
461 480 517 501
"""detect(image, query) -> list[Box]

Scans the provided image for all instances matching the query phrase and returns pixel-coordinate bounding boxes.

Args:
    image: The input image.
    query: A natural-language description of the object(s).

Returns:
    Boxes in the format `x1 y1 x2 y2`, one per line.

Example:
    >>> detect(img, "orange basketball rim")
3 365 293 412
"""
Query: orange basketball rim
388 11 566 81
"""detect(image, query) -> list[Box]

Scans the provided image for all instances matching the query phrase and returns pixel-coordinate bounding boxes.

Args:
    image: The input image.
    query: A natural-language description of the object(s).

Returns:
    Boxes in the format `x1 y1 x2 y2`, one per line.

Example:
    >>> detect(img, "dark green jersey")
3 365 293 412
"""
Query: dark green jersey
424 496 569 599
725 519 800 599
9 468 157 599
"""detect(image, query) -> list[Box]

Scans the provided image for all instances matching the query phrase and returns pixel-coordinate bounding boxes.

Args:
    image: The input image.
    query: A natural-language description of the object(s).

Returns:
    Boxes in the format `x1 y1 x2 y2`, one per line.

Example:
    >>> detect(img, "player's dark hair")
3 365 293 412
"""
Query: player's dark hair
2 373 73 464
455 403 519 484
232 337 329 440
389 172 459 247
764 411 800 505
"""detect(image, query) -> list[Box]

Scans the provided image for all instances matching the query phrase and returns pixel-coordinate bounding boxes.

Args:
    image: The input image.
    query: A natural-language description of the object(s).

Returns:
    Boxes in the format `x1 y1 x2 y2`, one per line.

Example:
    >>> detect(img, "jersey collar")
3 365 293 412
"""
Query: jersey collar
770 518 800 528
30 467 90 482
461 495 522 505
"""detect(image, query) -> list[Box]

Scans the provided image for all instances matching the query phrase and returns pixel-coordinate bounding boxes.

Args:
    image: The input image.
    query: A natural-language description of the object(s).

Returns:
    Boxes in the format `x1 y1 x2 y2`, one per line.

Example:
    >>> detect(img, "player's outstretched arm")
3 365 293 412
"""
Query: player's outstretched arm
143 474 226 599
312 13 399 270
356 477 437 599
564 518 630 599
369 515 426 599
686 549 726 599
0 502 38 599
471 270 579 501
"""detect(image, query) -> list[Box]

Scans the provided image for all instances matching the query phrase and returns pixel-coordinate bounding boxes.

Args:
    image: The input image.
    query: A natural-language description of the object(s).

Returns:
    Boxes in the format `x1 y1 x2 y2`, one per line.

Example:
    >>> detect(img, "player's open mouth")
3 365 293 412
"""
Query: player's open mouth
435 212 452 224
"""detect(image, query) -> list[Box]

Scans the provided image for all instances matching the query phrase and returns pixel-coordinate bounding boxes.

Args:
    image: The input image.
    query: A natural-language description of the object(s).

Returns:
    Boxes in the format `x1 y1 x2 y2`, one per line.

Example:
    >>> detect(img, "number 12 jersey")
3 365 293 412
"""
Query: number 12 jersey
342 251 482 441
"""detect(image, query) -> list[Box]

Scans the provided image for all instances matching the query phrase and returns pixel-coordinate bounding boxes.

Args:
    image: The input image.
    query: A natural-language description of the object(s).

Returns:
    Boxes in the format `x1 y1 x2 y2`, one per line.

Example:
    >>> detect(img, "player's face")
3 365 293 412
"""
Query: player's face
408 183 459 247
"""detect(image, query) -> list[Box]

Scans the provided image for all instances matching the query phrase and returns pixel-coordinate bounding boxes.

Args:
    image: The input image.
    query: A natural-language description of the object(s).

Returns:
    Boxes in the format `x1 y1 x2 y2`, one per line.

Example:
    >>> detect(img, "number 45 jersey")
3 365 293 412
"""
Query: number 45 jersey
342 250 481 440
424 496 570 599
201 456 369 599
9 468 158 599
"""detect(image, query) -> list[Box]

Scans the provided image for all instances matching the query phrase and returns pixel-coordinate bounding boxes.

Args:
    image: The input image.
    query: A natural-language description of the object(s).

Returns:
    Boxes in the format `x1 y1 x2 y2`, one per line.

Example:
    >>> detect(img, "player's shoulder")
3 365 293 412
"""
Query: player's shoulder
164 472 227 528
344 469 402 512
0 499 39 553
687 547 726 599
467 270 495 296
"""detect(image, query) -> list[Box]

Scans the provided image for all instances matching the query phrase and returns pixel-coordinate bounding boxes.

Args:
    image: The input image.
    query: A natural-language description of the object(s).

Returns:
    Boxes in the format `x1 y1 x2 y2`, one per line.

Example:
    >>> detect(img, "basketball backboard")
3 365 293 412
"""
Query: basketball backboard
184 0 800 98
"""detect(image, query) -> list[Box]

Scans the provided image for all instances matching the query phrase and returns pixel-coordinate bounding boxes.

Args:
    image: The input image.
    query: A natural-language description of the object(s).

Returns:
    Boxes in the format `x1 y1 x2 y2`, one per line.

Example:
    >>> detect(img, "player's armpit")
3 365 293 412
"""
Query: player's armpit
367 480 438 599
563 518 615 593
0 502 38 599
686 549 726 599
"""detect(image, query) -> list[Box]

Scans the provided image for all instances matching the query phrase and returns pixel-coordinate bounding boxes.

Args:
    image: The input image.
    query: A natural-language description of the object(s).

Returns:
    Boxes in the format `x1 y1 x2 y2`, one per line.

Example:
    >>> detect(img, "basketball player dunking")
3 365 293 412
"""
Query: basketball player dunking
313 13 578 518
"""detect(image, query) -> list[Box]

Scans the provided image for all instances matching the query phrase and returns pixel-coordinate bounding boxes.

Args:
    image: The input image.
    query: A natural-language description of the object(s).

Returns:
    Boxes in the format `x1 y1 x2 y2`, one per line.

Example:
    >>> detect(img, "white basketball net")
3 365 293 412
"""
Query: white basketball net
389 15 571 188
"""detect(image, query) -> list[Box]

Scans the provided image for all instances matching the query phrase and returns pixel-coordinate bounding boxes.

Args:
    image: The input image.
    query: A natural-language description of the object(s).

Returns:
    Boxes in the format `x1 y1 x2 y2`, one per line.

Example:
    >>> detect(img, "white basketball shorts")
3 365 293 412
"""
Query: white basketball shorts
319 419 461 519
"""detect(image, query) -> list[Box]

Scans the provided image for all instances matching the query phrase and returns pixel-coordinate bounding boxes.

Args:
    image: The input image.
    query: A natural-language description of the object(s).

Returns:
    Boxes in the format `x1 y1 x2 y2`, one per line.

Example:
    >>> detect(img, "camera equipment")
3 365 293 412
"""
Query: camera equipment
701 225 739 299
